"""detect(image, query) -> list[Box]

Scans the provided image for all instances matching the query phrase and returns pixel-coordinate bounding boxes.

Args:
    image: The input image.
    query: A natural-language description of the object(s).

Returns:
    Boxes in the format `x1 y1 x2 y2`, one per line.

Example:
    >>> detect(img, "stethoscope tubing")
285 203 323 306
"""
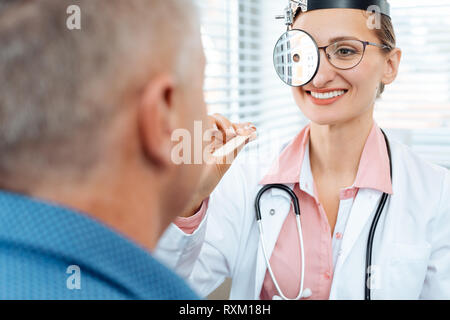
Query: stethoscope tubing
365 129 392 300
255 183 305 300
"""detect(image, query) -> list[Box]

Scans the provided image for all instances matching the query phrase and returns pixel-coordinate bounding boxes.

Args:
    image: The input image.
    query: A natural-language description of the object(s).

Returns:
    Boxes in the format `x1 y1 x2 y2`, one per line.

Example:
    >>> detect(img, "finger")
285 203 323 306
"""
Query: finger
210 113 236 143
203 126 224 152
205 117 224 147
207 115 218 130
234 122 257 136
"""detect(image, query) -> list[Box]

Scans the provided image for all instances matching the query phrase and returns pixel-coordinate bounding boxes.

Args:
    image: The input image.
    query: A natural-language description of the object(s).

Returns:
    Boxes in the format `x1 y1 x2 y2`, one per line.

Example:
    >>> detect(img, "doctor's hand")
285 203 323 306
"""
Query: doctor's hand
180 114 257 217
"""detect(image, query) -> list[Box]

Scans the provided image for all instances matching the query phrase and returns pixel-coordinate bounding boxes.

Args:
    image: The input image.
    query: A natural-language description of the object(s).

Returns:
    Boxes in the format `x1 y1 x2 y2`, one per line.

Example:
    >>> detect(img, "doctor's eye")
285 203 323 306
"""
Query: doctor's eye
336 47 357 57
328 40 364 60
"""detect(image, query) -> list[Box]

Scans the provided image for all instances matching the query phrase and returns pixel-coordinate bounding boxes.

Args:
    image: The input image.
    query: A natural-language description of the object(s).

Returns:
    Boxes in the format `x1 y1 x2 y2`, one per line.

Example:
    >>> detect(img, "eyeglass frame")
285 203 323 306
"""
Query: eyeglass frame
317 39 392 70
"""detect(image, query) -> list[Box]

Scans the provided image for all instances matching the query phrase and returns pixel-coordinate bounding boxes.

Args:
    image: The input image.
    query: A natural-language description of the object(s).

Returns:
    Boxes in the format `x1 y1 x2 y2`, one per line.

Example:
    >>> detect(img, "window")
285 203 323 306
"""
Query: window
197 0 450 168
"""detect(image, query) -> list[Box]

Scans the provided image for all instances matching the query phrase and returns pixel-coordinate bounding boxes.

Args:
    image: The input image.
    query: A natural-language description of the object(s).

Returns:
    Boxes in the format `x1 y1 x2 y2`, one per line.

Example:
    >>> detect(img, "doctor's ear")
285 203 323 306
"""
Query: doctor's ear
381 47 402 86
138 74 177 168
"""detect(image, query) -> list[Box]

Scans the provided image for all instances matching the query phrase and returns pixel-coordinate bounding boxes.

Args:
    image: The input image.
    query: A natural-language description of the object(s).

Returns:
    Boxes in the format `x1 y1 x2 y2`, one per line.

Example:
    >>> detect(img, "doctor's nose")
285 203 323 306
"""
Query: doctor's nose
311 50 338 88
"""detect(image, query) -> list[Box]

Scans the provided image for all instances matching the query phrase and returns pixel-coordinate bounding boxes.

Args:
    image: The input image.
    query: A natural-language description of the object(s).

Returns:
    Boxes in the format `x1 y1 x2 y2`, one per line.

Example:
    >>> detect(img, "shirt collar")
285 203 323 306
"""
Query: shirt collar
354 122 393 194
259 122 393 195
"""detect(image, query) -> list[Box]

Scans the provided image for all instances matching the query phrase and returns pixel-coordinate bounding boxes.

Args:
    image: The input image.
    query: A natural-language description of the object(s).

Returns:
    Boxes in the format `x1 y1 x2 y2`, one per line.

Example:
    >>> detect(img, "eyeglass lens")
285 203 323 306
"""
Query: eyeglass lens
324 40 365 70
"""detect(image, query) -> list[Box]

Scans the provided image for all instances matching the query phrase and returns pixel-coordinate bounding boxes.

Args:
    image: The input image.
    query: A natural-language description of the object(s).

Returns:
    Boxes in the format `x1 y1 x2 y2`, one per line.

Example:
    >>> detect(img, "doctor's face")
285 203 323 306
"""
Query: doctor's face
292 9 394 126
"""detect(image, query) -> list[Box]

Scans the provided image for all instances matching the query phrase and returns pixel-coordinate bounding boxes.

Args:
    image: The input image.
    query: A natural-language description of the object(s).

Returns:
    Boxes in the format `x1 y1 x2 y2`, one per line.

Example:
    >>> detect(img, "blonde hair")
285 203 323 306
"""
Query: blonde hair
374 15 397 98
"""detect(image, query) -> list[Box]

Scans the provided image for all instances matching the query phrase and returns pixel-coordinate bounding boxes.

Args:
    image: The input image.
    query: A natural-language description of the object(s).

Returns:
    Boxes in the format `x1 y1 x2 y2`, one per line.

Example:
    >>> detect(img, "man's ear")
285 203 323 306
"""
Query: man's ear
138 74 177 168
381 48 402 86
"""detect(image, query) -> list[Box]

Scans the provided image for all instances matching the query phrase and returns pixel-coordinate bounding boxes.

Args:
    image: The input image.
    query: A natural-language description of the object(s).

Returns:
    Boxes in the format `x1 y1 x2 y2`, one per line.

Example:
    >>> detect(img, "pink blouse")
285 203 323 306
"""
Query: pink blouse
175 121 393 300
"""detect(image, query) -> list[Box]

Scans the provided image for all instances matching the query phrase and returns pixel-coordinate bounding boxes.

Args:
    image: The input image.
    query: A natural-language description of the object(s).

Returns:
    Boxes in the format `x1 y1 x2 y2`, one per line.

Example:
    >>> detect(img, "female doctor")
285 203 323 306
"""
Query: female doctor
155 2 450 300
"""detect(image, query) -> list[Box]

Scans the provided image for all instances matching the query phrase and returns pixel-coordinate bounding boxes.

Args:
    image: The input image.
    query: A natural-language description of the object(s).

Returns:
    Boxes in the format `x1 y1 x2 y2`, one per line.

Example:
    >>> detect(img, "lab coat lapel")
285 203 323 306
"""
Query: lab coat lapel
253 185 293 299
335 188 383 271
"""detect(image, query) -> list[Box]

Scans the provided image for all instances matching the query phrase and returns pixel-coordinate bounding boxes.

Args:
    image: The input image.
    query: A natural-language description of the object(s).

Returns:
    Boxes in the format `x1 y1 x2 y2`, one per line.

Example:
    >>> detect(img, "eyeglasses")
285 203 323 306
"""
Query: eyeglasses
318 39 391 70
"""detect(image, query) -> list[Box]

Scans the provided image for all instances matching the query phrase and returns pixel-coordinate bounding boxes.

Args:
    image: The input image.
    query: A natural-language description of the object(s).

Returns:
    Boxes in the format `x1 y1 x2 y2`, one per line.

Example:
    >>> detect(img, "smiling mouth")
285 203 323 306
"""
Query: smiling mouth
304 89 348 105
305 89 348 100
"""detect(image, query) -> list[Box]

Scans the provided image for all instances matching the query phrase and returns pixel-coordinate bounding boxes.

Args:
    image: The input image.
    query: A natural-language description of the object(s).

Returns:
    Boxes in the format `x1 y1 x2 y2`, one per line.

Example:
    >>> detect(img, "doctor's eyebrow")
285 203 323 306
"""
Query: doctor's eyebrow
326 36 360 44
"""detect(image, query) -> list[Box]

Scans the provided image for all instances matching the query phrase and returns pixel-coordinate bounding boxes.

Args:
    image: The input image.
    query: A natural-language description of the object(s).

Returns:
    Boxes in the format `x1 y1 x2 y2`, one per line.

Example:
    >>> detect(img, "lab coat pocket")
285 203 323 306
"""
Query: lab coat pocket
387 243 431 299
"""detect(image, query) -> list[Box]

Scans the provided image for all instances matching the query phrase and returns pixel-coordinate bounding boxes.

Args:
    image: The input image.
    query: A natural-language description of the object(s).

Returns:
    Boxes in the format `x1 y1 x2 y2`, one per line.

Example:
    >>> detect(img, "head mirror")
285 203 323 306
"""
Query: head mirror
273 29 320 87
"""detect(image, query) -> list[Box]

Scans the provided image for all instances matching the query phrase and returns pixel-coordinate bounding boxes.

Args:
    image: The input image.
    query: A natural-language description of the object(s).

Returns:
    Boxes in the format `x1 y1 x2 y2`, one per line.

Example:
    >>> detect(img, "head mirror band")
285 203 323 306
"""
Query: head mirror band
293 0 391 21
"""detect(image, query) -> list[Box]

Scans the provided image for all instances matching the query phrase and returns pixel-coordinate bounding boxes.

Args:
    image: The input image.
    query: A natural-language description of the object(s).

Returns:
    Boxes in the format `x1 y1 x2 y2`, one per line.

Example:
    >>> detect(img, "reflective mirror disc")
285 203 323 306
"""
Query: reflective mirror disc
273 29 320 87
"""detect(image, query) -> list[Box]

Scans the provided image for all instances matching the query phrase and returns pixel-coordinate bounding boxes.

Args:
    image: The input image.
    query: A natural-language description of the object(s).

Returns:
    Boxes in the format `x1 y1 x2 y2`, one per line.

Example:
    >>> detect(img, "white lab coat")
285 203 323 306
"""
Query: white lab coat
155 134 450 300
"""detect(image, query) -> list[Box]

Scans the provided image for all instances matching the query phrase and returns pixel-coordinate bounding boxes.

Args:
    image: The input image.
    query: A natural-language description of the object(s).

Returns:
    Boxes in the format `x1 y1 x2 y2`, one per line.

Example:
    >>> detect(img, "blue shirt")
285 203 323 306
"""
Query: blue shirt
0 190 199 300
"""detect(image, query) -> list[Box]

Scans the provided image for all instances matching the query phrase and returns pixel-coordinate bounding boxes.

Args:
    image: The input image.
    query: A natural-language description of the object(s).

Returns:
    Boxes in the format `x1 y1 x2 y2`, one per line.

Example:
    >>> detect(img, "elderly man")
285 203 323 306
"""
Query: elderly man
0 0 209 299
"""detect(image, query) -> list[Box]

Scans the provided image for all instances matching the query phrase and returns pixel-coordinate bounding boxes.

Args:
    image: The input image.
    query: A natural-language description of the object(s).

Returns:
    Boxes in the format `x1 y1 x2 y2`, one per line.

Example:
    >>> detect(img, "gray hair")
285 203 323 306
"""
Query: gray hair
0 0 199 188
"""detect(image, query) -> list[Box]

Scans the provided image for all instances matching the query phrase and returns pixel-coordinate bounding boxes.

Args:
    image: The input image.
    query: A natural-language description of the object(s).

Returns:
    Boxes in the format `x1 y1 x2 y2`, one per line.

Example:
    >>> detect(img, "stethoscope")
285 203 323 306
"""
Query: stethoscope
255 129 392 300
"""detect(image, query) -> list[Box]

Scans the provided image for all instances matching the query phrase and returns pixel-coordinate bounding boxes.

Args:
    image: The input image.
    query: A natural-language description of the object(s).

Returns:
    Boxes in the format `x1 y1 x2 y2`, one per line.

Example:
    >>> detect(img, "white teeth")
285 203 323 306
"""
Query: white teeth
310 90 346 100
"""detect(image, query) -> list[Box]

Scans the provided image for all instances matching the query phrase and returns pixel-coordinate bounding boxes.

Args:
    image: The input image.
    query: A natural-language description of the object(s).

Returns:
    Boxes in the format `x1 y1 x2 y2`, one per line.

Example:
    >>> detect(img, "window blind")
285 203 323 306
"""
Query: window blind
376 0 450 168
197 0 450 168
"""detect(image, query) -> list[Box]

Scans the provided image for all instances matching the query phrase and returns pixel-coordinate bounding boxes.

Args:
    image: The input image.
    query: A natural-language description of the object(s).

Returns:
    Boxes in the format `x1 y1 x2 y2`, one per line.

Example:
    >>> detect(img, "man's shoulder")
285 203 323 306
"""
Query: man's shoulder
0 244 198 299
0 244 127 299
0 191 199 300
